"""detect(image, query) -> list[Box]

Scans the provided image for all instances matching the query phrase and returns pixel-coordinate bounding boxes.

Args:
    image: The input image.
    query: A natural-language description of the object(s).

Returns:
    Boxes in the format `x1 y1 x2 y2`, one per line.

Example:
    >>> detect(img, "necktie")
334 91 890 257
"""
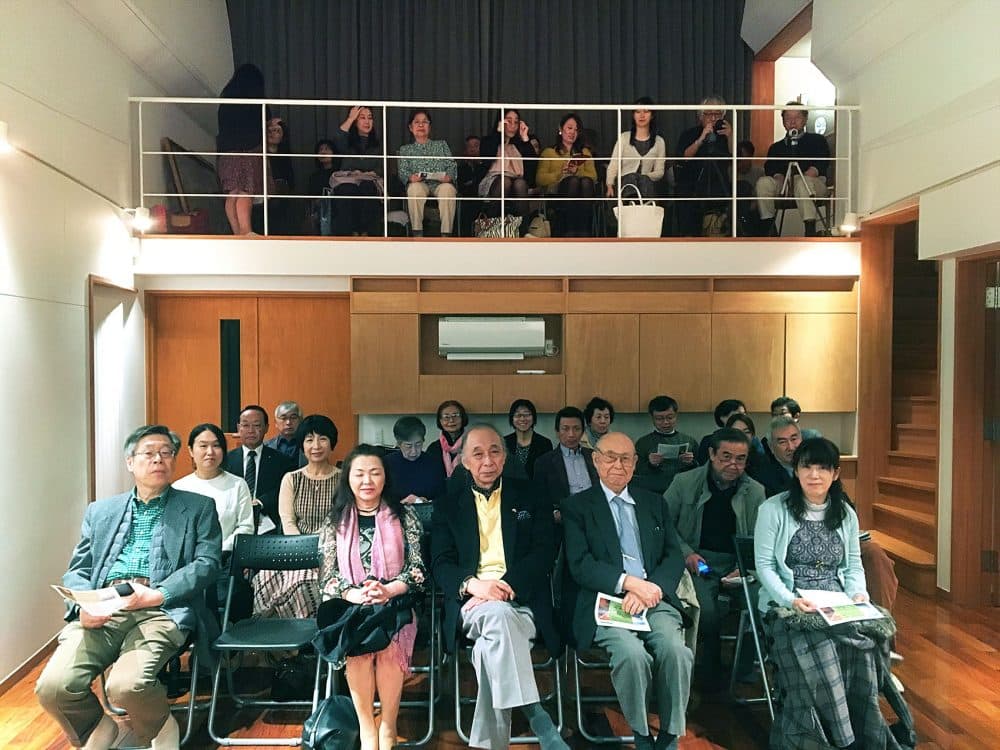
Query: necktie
611 496 645 579
245 450 257 498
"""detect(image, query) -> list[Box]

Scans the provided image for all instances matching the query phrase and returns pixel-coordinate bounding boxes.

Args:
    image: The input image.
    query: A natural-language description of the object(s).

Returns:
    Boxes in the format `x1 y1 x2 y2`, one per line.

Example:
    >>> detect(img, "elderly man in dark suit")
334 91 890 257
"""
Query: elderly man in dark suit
36 424 221 750
223 404 295 530
533 406 599 521
432 424 567 750
562 431 693 750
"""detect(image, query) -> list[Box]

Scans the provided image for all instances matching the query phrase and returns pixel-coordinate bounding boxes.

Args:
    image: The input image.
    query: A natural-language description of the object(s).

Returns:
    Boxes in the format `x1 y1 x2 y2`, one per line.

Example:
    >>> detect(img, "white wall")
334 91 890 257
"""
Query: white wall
0 0 229 682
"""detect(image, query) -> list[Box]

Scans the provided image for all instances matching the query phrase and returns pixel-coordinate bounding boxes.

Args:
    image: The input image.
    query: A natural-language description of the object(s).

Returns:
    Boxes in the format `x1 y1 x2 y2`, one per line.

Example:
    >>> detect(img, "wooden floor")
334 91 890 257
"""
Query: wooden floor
1 588 995 749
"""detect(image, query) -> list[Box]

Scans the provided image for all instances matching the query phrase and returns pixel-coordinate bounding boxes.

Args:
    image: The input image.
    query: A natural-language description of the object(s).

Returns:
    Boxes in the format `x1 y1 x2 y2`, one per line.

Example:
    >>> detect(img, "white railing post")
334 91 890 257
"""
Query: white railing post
138 100 145 210
261 103 268 236
382 105 389 236
731 107 739 237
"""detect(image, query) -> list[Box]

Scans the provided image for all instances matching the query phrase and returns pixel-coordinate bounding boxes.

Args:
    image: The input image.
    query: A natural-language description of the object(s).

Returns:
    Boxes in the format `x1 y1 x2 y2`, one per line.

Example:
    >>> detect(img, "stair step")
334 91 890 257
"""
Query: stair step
876 476 937 514
893 296 937 320
872 503 935 528
895 423 938 453
877 476 936 494
868 530 937 596
872 503 935 550
892 396 938 425
892 346 938 370
886 451 938 482
893 275 939 296
893 320 936 346
893 369 937 397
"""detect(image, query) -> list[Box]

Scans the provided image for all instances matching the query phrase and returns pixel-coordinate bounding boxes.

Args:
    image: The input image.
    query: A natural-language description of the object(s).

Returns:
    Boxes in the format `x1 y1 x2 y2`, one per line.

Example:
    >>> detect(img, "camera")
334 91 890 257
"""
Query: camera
713 118 726 133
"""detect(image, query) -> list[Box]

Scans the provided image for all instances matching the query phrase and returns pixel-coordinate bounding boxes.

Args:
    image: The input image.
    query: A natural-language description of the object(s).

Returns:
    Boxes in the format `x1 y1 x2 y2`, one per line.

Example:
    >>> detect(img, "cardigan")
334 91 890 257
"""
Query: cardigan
535 146 597 189
605 131 667 186
753 492 867 613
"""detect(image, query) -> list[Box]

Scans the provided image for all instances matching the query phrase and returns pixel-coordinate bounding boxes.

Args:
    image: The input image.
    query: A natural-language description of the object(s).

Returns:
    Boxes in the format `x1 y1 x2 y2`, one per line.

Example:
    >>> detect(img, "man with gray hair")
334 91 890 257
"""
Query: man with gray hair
265 400 305 466
675 95 734 236
36 424 221 750
432 424 566 749
748 415 803 498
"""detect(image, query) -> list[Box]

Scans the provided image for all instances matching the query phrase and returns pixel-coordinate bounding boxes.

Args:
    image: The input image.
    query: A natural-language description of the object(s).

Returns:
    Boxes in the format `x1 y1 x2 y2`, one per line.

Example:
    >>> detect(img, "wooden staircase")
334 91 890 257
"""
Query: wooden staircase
870 234 939 595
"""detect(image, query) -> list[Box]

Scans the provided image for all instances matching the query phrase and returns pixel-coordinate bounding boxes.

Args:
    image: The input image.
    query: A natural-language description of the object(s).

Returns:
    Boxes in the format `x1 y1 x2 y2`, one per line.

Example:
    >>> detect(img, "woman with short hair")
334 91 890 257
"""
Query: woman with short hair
397 109 458 236
385 416 446 503
423 400 468 478
503 398 553 480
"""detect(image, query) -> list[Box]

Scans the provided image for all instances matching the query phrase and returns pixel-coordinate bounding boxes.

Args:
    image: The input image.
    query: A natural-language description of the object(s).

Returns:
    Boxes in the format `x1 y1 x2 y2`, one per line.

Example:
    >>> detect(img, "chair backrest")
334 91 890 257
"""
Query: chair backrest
231 533 321 572
732 535 755 578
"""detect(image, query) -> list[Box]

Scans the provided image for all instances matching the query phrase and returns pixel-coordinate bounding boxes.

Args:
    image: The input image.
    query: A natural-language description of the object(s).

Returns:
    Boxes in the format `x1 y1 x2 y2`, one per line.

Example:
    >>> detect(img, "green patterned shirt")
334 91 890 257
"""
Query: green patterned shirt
104 490 168 584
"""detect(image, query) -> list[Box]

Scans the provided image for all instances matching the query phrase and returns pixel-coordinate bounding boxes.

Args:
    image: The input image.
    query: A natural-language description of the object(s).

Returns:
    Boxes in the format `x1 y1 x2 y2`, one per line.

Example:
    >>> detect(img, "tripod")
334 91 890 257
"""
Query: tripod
691 154 732 236
775 160 831 236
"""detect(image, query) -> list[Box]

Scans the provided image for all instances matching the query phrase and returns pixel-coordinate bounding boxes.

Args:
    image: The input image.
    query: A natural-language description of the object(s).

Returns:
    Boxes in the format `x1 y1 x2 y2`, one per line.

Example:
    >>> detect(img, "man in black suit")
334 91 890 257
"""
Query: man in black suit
562 432 693 750
223 404 295 531
533 406 599 521
431 425 566 750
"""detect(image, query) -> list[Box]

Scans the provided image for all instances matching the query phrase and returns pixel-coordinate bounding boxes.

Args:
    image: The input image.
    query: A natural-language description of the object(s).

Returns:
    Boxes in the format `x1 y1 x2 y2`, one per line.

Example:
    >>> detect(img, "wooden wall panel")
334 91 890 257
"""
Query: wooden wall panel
492 375 566 413
711 314 785 412
257 296 354 462
638 314 713 411
785 313 858 412
418 375 493 414
565 314 640 411
350 314 419 413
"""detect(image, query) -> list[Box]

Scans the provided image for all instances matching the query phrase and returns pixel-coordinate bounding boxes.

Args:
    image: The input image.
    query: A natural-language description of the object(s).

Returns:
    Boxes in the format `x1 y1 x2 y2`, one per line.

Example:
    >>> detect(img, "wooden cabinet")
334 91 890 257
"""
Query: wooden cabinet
565 314 640 411
785 313 858 412
350 314 419 413
711 313 785 412
492 375 565 413
638 314 713 411
418 375 492 414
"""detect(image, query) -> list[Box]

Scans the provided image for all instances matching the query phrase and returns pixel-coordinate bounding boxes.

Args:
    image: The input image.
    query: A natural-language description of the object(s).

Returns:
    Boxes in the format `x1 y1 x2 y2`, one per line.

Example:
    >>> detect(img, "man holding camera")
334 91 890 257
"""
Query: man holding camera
756 101 831 236
674 96 733 236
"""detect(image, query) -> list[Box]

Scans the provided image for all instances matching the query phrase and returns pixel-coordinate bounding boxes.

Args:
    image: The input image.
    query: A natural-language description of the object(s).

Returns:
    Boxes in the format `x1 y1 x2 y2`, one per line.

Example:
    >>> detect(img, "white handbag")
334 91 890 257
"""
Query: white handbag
613 187 664 237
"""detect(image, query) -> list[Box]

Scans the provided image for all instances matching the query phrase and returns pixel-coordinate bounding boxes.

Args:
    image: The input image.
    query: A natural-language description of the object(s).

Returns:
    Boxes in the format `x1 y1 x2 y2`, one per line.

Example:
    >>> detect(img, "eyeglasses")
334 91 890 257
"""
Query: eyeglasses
440 413 462 420
411 119 431 126
133 449 176 460
399 440 424 451
596 451 638 467
276 414 300 422
715 453 748 466
238 421 265 430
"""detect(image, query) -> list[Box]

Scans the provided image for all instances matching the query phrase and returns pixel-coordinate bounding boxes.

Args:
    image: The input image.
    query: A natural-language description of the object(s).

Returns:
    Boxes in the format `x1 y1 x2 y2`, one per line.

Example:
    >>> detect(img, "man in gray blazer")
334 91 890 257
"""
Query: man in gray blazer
664 427 765 688
36 424 221 750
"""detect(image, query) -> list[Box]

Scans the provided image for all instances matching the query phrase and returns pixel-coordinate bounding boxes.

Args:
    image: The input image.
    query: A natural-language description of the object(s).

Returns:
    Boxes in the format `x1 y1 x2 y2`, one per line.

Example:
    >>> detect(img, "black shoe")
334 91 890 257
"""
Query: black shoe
633 732 656 750
804 220 817 237
655 733 679 750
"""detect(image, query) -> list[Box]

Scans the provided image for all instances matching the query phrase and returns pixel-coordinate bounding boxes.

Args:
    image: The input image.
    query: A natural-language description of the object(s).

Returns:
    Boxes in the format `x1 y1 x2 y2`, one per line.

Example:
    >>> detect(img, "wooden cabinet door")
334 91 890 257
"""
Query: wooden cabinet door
258 296 355 461
351 314 419 413
565 314 640 411
785 313 858 412
492 375 566 413
711 313 785 412
147 295 259 461
418 375 493 414
638 314 713 411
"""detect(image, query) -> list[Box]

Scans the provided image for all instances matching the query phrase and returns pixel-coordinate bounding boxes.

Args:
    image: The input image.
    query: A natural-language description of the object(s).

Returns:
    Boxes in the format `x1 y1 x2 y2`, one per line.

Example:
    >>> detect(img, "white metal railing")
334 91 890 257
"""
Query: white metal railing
130 97 858 239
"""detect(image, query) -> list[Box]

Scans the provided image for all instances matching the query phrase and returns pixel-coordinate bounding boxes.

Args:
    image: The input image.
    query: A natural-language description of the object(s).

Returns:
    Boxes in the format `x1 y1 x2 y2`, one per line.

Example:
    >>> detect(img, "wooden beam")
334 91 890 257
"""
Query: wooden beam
755 3 813 62
750 60 776 160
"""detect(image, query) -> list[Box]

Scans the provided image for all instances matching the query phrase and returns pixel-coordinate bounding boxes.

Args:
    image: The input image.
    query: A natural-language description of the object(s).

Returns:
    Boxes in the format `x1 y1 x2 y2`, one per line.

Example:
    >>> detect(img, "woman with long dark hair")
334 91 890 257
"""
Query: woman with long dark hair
606 97 667 200
503 398 553 481
754 438 914 748
535 112 597 236
318 445 425 750
216 63 268 235
331 105 385 235
478 108 537 222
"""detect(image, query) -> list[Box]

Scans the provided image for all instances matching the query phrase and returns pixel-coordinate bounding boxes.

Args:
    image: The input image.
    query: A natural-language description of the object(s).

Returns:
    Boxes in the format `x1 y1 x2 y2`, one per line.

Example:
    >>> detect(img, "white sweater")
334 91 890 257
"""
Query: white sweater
173 471 255 552
606 131 667 187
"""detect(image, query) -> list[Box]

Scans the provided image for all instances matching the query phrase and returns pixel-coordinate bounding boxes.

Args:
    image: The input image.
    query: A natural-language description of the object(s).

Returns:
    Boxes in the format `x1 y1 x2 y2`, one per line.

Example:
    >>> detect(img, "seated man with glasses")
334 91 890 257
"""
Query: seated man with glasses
664 427 765 690
386 415 446 504
562 432 693 750
36 424 222 750
265 400 306 466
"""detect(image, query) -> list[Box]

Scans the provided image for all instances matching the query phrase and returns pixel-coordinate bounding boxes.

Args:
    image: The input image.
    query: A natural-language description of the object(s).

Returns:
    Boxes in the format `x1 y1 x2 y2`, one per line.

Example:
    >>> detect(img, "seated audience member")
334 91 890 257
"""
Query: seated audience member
674 96 733 236
606 97 667 200
36 425 221 750
725 412 766 473
535 113 598 236
504 398 554 481
695 398 748 464
385 416 446 503
563 432 693 750
260 116 301 235
331 105 385 236
254 414 340 619
749 415 801 498
735 139 763 234
397 109 458 236
307 139 336 195
755 101 830 237
478 109 537 227
318 445 425 750
770 395 822 440
580 396 615 449
431 425 566 750
754 438 914 747
534 406 599 519
173 423 254 617
665 428 765 687
634 395 699 493
424 400 468 479
216 63 268 236
458 134 485 196
266 400 306 466
224 404 296 530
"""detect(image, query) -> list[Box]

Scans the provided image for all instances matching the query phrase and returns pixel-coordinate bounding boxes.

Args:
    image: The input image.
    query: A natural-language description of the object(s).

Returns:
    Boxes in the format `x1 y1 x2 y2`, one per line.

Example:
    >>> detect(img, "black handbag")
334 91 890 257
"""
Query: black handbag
302 694 360 750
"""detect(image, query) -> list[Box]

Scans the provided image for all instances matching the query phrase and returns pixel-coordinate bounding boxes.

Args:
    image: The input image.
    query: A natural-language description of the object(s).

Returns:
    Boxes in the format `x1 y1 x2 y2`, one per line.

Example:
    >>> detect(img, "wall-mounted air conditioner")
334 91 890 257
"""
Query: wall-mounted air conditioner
438 316 546 360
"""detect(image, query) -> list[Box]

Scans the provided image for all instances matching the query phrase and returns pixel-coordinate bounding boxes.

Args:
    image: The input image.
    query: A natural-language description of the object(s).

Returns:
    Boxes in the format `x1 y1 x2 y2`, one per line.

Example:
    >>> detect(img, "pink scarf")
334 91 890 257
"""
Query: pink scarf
335 502 416 670
439 432 464 477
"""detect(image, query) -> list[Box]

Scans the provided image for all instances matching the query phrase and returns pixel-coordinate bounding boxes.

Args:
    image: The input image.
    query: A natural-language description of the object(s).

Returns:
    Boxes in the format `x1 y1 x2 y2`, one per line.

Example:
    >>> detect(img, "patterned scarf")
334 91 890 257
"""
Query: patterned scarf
439 432 464 477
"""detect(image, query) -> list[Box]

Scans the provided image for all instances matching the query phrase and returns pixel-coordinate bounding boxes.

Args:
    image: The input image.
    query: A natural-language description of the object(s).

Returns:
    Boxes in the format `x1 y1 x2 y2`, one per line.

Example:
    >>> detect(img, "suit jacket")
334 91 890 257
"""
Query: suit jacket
264 435 307 468
431 480 560 655
562 483 690 650
503 431 554 481
62 488 222 664
223 445 295 527
533 446 599 510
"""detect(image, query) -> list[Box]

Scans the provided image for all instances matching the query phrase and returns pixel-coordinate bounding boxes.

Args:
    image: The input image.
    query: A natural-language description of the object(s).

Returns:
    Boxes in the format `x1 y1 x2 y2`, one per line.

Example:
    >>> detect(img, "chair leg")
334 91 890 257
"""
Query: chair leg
571 649 634 745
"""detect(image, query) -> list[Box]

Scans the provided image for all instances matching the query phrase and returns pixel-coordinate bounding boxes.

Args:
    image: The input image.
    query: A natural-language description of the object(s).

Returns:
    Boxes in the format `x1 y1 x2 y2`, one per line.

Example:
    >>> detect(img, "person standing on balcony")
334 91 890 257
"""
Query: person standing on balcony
216 63 269 236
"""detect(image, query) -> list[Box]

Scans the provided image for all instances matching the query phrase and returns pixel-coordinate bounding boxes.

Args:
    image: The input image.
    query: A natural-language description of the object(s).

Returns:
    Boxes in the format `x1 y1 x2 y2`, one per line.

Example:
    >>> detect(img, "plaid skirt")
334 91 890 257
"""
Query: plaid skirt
252 567 321 620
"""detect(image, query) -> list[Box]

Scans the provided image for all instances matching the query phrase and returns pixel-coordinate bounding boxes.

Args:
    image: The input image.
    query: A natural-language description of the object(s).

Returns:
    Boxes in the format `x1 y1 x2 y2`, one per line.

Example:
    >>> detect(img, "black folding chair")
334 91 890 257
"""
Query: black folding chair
730 535 775 720
207 533 323 746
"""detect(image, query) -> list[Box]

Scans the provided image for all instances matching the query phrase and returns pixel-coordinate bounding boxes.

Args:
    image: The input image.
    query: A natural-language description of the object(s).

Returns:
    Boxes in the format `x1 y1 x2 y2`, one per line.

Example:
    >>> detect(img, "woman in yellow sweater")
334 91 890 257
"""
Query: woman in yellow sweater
536 113 597 236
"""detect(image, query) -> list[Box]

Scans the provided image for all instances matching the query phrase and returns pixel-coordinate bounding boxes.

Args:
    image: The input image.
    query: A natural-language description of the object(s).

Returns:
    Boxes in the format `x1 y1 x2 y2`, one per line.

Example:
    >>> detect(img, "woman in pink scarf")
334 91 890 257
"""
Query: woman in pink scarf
318 445 425 750
423 399 467 478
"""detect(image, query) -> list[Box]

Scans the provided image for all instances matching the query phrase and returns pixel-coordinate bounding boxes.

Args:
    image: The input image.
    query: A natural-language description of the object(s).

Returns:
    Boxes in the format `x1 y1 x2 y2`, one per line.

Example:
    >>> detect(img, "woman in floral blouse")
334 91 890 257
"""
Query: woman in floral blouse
318 444 425 750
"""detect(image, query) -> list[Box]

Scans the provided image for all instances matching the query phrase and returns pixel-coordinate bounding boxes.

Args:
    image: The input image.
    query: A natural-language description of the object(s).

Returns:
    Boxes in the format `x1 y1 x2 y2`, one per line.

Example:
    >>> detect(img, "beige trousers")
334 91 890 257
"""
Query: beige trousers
406 180 457 232
756 173 828 220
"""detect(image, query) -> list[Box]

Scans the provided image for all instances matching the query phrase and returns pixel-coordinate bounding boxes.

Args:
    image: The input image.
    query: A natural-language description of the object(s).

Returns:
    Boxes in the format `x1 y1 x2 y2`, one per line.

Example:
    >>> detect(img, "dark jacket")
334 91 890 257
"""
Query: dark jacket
562 483 691 650
763 131 831 179
431 480 560 655
746 446 794 498
480 131 538 185
223 445 296 528
533 446 599 510
503 432 554 481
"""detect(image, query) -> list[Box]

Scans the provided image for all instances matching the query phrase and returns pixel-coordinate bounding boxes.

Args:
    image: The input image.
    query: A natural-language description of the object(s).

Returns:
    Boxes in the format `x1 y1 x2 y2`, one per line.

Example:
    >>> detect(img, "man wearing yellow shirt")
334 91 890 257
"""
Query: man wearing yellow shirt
431 425 565 749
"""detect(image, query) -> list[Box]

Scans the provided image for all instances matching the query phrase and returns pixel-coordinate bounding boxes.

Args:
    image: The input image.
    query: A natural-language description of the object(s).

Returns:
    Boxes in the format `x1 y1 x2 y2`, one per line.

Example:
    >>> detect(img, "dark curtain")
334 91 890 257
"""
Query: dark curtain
227 0 752 185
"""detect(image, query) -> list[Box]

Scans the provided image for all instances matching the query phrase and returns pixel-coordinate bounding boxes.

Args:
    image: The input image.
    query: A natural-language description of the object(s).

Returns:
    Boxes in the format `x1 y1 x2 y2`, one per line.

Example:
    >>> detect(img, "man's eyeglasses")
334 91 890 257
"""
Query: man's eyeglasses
276 414 300 422
133 449 176 460
715 453 748 466
238 422 264 430
399 441 424 451
440 413 462 420
596 451 638 467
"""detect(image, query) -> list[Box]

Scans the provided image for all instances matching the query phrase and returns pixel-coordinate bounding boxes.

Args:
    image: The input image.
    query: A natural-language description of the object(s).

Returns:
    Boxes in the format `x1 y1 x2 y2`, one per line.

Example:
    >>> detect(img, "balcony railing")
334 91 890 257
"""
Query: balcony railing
130 97 858 239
